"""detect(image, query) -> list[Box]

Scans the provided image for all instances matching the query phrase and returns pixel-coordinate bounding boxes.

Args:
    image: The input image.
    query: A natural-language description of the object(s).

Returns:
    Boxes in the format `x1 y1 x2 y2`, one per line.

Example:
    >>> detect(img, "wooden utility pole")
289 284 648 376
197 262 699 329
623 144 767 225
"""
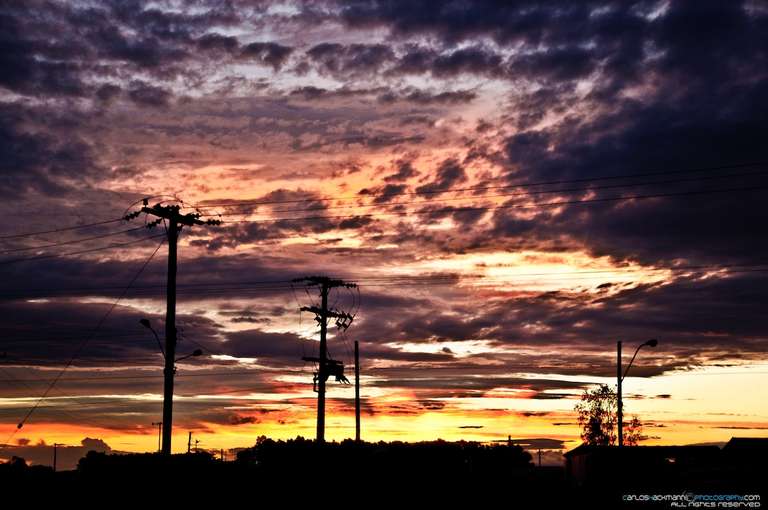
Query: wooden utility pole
126 201 220 455
187 431 192 453
317 282 329 442
294 276 357 443
355 340 360 442
53 443 59 472
617 341 623 448
164 216 179 456
151 421 162 452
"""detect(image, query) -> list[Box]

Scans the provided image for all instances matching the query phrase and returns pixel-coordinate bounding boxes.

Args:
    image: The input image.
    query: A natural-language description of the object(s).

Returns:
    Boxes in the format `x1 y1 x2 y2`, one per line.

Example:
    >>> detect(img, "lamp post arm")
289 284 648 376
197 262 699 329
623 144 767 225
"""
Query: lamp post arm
621 344 644 382
150 328 165 359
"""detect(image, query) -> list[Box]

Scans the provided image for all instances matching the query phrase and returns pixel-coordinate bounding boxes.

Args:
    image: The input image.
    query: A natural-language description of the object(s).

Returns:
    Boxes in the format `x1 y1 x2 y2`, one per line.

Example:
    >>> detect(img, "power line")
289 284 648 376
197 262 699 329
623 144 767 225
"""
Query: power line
0 368 113 430
0 181 747 266
211 169 768 217
194 160 768 209
0 234 165 265
216 184 768 225
3 236 166 447
0 369 270 383
0 218 124 240
0 160 763 242
0 260 765 298
0 226 151 255
0 169 763 248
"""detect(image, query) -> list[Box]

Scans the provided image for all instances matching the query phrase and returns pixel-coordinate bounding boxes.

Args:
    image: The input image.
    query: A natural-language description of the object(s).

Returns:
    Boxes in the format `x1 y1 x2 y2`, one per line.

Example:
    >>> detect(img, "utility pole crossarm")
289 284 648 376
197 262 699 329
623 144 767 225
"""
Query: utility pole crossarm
292 276 357 289
139 204 221 227
299 306 353 320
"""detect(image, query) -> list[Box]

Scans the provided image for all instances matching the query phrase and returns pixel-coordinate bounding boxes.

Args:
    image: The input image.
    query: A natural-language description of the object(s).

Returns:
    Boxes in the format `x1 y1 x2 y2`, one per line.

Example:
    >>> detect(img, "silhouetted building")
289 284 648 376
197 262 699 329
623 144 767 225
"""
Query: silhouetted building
565 444 721 488
722 437 768 458
565 437 768 492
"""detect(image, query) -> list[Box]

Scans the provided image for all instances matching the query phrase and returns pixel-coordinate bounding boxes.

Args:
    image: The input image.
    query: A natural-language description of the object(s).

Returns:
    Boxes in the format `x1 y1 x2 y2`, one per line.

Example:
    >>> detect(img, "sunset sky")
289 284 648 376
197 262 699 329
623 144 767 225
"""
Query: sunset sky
1 0 767 467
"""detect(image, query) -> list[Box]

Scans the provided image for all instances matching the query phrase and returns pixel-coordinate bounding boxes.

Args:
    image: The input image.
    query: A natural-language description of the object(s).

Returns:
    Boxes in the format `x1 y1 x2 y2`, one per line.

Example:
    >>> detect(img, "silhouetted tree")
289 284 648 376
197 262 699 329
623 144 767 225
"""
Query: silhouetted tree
575 384 644 446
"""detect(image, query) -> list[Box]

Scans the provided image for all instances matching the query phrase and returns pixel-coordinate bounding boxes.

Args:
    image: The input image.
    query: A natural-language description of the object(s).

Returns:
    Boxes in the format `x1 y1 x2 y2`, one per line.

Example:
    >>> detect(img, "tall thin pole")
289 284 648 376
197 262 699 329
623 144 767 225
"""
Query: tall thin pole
127 202 220 455
295 276 357 444
162 218 178 455
355 340 360 442
617 341 623 448
187 431 192 454
53 443 58 473
317 282 329 443
152 421 162 452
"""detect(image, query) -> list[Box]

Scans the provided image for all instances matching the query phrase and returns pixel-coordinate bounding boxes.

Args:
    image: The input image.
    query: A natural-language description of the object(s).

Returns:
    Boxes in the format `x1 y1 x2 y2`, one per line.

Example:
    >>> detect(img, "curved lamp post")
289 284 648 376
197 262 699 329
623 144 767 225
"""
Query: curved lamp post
618 339 658 447
140 318 203 453
140 318 164 358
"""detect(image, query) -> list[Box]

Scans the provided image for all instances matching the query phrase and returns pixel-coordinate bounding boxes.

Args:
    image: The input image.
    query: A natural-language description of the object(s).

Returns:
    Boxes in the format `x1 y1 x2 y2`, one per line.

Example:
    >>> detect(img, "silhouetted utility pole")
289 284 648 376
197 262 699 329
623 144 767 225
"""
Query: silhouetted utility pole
187 431 192 454
152 421 162 452
126 201 220 455
53 443 60 472
355 340 361 442
294 276 357 443
617 341 623 448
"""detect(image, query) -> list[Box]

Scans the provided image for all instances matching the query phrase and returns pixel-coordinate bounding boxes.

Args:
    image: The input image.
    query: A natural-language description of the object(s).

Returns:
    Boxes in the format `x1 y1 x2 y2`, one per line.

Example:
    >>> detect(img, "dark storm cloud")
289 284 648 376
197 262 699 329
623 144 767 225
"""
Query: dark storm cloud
196 32 239 53
363 2 760 265
0 1 288 103
431 45 504 78
377 88 477 105
493 81 768 265
364 183 408 204
370 374 588 394
192 189 381 250
223 327 456 366
95 83 122 103
221 329 306 364
0 103 101 196
0 300 223 366
0 11 86 97
415 159 468 195
306 42 396 76
127 80 173 108
348 270 768 377
384 160 419 182
509 46 595 82
0 246 302 302
241 42 295 70
339 1 643 48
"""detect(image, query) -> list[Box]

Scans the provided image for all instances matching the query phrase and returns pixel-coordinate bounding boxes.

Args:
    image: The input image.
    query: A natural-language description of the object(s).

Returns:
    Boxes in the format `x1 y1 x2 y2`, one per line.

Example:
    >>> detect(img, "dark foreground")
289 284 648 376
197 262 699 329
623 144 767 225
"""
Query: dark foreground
1 438 764 507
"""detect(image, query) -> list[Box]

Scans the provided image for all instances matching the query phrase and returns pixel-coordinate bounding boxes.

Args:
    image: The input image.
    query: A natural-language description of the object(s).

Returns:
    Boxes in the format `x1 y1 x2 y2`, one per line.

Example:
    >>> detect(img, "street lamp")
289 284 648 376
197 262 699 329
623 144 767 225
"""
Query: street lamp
175 349 203 363
139 318 164 358
617 339 658 447
140 318 202 363
140 318 204 455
